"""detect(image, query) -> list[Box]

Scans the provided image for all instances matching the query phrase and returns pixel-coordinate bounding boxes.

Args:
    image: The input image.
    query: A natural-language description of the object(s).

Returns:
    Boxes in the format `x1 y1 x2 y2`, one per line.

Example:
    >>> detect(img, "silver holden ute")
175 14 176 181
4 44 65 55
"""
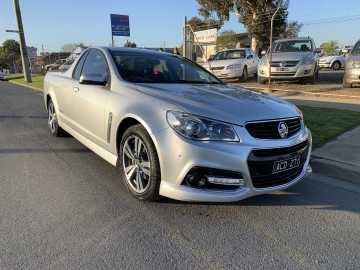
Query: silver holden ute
202 48 259 81
258 37 321 84
44 47 312 202
343 40 360 88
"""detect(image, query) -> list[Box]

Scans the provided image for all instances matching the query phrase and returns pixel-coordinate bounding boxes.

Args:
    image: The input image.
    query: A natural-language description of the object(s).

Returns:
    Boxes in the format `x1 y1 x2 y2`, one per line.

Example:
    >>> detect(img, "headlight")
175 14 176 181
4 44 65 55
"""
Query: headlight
166 111 239 142
352 62 360 69
300 57 315 65
226 64 242 70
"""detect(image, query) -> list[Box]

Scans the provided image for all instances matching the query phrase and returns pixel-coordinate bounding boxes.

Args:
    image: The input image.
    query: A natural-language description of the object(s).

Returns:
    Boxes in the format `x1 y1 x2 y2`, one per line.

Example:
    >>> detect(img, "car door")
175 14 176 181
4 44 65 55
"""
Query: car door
57 51 88 129
71 49 111 148
245 50 256 74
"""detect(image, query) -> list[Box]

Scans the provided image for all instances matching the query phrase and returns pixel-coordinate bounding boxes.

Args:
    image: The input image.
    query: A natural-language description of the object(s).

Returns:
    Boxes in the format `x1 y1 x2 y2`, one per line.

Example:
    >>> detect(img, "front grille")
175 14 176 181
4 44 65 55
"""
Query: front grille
245 118 302 139
211 66 225 71
271 72 296 77
248 140 309 188
271 61 299 67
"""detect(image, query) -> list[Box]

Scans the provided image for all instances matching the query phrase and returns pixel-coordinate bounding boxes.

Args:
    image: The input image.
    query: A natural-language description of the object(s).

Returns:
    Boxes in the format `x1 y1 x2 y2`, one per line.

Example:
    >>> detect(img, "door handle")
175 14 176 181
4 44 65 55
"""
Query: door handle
73 87 80 93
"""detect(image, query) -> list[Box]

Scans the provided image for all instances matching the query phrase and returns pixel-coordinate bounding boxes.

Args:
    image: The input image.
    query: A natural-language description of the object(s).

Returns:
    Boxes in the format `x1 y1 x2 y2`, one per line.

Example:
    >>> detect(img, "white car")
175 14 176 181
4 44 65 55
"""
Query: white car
319 55 345 70
202 49 259 81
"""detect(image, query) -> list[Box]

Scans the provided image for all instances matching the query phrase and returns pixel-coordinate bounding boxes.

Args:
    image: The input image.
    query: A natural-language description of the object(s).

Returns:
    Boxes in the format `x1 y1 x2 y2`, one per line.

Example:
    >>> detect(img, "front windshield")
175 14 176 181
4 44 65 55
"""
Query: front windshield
273 40 313 53
213 50 245 60
352 42 360 56
111 51 222 84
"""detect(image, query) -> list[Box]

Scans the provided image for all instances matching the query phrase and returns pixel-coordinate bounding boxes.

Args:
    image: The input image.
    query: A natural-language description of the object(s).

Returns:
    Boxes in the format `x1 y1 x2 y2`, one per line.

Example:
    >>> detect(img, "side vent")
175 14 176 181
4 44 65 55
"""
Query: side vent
107 112 113 143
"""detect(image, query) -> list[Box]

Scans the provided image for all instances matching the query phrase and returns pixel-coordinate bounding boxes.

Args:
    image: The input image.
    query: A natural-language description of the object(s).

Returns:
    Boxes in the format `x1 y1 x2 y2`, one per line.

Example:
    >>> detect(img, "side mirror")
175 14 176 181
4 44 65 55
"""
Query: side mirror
79 73 107 86
315 48 322 54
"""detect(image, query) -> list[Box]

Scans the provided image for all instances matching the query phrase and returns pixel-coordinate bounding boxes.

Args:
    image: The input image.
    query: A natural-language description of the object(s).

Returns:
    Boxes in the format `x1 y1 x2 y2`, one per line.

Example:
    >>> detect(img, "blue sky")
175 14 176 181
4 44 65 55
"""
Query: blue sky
0 0 359 52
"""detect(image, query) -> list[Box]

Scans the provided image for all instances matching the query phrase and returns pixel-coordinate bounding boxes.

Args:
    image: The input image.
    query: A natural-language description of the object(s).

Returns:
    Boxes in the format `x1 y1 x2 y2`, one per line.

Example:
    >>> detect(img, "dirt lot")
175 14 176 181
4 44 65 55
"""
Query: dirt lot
234 70 360 97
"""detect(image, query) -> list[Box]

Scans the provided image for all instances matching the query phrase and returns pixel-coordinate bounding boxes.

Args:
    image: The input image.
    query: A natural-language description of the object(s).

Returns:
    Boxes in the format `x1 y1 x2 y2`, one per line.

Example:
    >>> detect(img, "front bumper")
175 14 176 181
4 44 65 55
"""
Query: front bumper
258 64 315 80
156 125 312 202
210 68 242 80
344 68 360 85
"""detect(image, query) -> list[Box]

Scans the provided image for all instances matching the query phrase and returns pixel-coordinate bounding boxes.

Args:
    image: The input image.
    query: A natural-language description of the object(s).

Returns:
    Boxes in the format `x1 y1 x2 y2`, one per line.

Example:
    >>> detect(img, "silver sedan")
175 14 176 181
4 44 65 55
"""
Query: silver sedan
43 47 312 202
343 40 360 88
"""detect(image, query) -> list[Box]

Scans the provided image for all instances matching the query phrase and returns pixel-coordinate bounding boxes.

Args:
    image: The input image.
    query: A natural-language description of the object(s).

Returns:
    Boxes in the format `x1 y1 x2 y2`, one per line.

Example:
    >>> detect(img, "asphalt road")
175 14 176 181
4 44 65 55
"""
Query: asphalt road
1 81 360 270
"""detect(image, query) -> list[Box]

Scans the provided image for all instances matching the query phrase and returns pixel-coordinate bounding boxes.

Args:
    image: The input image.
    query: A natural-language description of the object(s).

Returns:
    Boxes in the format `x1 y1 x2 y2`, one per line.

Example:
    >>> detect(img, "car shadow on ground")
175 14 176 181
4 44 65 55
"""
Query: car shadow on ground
153 178 360 214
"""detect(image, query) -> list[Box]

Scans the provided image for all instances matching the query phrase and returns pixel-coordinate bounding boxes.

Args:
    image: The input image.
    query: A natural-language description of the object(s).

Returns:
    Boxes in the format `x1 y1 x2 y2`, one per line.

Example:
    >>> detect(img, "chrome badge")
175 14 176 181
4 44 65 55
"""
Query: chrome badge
278 122 289 138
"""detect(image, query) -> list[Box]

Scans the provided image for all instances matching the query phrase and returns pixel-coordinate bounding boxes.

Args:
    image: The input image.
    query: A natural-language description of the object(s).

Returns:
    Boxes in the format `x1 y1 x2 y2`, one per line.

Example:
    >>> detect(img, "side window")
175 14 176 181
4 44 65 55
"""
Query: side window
81 49 109 82
73 52 88 81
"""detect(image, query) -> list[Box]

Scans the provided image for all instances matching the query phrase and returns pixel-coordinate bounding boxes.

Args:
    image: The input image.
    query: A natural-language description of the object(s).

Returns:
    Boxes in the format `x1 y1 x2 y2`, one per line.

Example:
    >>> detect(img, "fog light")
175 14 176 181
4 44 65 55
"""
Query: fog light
207 176 245 186
304 69 311 75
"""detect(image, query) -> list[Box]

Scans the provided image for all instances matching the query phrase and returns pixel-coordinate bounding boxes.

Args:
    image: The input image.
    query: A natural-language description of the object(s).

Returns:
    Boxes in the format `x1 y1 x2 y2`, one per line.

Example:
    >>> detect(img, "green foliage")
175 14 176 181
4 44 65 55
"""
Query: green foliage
216 30 238 50
196 0 290 48
124 41 137 48
0 39 21 69
281 21 303 38
320 40 339 55
187 16 222 31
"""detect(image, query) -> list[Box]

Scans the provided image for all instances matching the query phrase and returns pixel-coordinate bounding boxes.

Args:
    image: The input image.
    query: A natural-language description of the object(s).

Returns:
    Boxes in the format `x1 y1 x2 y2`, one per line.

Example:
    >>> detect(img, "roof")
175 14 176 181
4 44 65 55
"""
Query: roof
275 37 314 42
106 47 171 56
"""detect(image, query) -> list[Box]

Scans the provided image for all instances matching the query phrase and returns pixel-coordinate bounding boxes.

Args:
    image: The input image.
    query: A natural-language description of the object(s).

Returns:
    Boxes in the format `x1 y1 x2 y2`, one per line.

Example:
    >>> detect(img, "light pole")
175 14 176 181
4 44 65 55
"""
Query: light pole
268 6 281 89
12 0 32 82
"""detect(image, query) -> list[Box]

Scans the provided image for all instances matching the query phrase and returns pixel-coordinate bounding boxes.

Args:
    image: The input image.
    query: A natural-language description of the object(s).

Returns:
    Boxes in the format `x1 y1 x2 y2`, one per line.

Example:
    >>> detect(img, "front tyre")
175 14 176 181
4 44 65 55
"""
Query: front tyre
119 125 161 201
241 66 248 82
47 99 67 137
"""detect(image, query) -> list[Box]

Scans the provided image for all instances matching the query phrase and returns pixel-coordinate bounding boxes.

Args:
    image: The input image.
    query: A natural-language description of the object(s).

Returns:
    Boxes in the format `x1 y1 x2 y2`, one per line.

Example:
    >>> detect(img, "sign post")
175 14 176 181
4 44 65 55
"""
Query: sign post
110 14 130 47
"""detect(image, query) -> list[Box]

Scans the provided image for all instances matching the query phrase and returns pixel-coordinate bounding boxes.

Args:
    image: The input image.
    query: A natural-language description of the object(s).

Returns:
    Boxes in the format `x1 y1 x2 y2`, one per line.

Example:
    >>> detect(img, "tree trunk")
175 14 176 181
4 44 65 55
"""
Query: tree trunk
251 37 258 51
251 12 258 52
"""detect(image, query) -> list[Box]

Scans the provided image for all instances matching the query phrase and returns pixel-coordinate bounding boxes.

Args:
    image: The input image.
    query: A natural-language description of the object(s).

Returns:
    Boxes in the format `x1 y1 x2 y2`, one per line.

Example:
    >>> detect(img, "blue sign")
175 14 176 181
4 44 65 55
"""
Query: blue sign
110 14 130 37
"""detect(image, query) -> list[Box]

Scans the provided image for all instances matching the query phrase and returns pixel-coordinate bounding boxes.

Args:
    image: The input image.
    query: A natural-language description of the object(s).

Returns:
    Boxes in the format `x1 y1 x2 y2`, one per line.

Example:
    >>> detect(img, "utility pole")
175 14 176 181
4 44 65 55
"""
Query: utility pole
183 16 187 58
268 6 281 90
13 0 32 82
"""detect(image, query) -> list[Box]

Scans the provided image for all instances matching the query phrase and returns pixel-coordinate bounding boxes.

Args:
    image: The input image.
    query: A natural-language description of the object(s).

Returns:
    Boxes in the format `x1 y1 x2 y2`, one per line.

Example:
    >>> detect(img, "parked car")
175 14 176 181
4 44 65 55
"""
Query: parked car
58 58 75 71
45 59 67 71
202 48 259 81
0 69 4 80
343 40 360 88
258 37 321 84
44 47 312 202
319 54 346 70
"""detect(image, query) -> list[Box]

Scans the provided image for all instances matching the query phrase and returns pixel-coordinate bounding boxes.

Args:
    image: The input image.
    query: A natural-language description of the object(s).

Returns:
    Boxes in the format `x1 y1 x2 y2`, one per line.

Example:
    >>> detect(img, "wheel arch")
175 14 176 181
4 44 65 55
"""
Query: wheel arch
115 115 163 161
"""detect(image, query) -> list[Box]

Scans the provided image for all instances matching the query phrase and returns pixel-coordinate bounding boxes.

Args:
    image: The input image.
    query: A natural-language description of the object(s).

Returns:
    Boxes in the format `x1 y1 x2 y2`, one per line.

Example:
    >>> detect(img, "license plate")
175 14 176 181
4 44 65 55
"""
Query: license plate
273 155 301 174
276 67 289 72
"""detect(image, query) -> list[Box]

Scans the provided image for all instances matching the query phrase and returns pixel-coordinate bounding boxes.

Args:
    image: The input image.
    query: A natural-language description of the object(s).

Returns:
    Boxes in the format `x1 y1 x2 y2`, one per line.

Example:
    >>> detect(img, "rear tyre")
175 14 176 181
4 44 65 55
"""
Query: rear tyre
118 125 161 201
241 66 248 82
47 99 67 137
332 61 341 71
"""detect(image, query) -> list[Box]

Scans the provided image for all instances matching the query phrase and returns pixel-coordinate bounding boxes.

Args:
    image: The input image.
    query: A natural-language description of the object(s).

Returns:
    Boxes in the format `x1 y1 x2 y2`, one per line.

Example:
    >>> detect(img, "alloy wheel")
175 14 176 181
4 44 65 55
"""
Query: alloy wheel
122 135 151 193
48 102 57 133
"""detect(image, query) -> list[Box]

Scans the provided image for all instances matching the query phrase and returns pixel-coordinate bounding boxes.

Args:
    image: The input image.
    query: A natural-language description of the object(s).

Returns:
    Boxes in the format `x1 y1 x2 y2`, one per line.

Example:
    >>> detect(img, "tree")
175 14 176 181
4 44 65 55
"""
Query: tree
187 16 222 32
216 30 238 50
0 40 21 71
320 40 339 55
196 0 289 50
281 21 303 38
124 41 137 48
61 43 85 52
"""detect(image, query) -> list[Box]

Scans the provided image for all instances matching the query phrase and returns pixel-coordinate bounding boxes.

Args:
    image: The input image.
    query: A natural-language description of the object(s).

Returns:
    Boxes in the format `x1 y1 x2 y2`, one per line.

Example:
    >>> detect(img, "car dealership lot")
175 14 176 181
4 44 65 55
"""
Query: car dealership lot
1 81 360 270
